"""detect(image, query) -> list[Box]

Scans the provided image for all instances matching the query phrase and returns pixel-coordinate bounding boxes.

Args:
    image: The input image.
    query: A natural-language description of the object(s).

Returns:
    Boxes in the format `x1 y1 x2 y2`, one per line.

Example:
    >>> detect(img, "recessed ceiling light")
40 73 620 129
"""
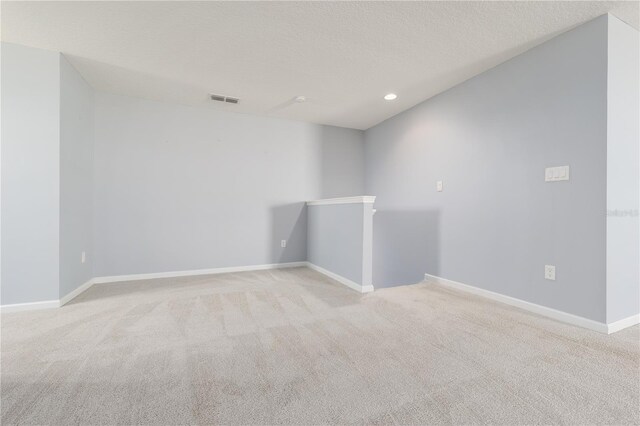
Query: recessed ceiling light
295 95 306 103
384 93 397 101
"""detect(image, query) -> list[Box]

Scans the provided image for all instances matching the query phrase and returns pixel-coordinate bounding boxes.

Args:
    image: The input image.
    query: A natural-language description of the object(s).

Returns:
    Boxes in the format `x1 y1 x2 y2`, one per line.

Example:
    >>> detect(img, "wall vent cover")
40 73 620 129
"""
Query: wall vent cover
210 93 240 104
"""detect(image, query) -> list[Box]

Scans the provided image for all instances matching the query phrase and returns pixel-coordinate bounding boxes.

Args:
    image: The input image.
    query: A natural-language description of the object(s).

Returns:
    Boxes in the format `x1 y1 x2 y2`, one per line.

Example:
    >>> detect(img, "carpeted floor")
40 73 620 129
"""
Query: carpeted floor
1 267 638 425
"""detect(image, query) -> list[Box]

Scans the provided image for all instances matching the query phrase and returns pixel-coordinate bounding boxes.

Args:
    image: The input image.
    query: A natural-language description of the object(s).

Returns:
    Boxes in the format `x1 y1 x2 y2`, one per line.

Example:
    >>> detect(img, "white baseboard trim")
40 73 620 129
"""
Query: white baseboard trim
0 299 60 313
424 273 613 334
2 279 96 313
59 279 95 307
92 261 307 284
607 314 640 334
1 262 307 313
306 262 374 293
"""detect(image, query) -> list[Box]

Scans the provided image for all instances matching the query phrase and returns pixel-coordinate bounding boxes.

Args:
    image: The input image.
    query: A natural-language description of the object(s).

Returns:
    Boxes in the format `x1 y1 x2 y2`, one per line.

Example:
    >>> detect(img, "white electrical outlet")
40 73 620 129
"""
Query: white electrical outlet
436 180 443 192
281 240 287 248
544 265 556 281
81 251 86 264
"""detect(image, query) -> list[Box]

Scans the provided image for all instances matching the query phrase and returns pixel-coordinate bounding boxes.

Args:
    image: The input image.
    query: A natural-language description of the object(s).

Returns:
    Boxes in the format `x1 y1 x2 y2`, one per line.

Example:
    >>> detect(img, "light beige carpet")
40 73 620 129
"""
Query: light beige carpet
1 267 638 425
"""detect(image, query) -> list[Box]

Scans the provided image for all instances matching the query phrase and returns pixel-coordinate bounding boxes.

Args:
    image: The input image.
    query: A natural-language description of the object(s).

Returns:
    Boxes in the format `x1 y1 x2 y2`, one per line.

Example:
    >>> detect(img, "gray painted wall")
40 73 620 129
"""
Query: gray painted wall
364 16 609 322
93 93 364 277
307 202 373 286
606 15 640 323
59 55 95 298
319 126 365 197
1 43 61 304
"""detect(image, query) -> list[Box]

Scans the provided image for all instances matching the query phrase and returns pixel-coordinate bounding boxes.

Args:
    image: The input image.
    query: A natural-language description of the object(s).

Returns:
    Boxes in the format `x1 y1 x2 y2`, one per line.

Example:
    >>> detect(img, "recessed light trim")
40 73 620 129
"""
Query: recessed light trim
384 93 397 101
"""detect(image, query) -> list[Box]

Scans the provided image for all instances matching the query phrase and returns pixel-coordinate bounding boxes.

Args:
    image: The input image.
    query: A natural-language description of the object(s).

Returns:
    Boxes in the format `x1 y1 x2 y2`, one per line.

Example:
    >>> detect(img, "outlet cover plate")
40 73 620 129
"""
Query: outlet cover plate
544 265 556 280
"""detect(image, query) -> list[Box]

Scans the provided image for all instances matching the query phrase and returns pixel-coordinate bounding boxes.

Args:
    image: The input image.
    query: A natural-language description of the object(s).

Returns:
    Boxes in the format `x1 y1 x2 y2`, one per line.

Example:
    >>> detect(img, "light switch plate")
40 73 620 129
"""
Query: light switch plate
436 180 443 192
545 166 570 182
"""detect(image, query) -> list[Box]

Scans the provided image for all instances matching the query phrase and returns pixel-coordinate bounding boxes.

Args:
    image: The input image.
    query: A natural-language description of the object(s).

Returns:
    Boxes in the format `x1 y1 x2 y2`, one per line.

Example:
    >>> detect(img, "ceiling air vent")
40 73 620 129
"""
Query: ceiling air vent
210 93 240 104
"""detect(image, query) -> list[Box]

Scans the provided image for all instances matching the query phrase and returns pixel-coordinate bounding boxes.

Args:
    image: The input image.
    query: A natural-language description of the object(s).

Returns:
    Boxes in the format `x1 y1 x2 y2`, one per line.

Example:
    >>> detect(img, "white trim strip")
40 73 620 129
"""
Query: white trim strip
1 262 306 312
3 279 97 313
0 300 60 313
307 196 376 206
59 279 95 307
307 262 374 293
91 262 307 284
607 314 640 333
424 273 611 334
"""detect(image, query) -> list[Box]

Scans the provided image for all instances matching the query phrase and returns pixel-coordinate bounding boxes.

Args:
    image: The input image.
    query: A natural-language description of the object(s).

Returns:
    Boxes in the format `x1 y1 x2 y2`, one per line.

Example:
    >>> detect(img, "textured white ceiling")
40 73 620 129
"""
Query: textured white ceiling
2 1 638 130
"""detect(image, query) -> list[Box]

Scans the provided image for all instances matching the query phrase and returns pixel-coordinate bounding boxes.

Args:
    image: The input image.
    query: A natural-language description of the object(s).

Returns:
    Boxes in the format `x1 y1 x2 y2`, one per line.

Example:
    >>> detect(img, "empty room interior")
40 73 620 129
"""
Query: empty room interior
1 1 639 424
